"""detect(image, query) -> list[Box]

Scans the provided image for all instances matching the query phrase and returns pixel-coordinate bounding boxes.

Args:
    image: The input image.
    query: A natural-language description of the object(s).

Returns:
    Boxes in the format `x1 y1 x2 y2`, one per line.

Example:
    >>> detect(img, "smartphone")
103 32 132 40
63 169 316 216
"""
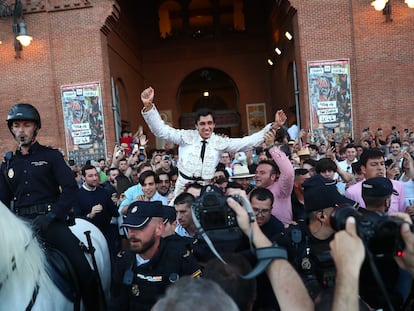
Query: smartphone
330 141 336 148
68 159 75 166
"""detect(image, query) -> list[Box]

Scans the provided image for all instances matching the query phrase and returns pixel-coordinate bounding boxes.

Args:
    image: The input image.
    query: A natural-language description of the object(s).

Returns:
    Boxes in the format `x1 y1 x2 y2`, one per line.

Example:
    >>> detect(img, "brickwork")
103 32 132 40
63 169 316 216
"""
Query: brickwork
1 0 413 157
290 0 414 137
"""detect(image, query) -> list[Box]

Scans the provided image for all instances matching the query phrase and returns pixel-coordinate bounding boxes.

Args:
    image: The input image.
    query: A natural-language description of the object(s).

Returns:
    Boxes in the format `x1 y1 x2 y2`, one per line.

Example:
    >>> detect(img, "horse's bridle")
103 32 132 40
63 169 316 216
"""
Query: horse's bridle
0 235 40 311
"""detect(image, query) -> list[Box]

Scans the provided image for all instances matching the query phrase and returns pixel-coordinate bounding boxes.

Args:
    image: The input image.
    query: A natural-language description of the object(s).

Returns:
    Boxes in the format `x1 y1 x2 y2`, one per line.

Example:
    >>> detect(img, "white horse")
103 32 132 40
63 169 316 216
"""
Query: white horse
0 203 111 311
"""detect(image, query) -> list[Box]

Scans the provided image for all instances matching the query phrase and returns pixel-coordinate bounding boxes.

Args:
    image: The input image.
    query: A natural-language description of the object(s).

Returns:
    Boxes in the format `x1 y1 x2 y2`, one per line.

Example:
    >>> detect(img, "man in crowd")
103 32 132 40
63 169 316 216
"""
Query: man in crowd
109 201 202 311
345 148 406 213
254 129 295 224
156 171 172 201
336 143 358 193
140 86 287 198
277 174 355 299
231 165 255 194
119 162 153 214
75 164 119 255
174 192 197 238
358 177 410 309
248 187 285 310
291 168 311 222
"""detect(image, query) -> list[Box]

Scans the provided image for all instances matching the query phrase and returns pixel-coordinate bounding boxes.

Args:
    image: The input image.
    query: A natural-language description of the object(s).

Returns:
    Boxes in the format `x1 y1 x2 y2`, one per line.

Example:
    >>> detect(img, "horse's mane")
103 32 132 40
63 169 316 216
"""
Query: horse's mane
0 203 48 301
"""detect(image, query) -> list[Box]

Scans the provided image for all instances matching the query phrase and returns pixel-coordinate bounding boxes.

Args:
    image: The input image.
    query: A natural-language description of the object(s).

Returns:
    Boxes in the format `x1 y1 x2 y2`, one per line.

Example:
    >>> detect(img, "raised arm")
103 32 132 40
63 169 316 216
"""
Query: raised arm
141 86 155 112
330 217 365 311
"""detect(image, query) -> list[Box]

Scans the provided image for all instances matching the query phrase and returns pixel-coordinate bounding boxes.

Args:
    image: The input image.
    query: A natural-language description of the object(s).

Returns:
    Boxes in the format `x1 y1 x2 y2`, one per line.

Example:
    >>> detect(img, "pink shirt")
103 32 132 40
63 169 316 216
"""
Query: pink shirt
345 179 406 213
267 147 295 224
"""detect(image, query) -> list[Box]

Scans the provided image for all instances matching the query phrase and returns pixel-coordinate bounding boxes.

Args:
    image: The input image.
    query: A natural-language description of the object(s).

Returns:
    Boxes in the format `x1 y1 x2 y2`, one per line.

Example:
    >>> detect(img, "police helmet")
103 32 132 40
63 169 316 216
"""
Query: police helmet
7 103 41 130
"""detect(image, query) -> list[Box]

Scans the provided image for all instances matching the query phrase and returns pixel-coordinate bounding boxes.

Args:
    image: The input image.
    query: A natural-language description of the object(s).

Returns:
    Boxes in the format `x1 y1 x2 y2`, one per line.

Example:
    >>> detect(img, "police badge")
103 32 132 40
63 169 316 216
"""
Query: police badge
301 257 311 270
131 284 140 296
8 168 14 179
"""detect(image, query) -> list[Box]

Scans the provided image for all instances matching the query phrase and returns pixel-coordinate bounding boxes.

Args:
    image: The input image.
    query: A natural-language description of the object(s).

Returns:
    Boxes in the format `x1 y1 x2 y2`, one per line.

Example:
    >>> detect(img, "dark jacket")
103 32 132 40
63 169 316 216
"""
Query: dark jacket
0 142 78 220
109 235 202 311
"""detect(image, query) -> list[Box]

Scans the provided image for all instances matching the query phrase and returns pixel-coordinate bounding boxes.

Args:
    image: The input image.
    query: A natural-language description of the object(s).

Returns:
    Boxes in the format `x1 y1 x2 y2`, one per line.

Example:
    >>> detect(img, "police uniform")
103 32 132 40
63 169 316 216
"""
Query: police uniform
276 222 335 299
0 141 103 311
0 142 77 218
109 235 202 311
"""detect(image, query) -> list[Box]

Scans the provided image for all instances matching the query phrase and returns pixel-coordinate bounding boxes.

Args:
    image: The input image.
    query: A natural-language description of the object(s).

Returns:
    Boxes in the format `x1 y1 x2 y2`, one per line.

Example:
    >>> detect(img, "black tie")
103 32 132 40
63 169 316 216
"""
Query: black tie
200 140 207 162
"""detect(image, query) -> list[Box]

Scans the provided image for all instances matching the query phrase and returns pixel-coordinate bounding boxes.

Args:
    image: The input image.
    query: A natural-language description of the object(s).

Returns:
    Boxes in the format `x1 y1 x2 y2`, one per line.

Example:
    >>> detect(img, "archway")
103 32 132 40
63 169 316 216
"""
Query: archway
177 68 241 137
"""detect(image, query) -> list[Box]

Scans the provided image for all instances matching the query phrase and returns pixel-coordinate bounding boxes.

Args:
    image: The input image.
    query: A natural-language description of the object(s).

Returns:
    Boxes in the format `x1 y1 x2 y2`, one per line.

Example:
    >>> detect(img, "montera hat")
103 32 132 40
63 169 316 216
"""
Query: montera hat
122 201 165 229
303 174 355 213
362 177 398 197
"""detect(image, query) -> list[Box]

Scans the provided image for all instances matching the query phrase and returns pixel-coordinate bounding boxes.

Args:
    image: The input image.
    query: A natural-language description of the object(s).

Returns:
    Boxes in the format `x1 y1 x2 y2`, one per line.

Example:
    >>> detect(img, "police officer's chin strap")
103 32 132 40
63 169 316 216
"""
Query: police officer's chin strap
192 195 288 280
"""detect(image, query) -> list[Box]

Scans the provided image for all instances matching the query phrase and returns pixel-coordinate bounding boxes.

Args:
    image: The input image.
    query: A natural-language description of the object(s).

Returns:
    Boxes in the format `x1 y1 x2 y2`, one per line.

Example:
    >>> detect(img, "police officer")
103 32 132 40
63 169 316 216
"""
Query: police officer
276 174 355 299
109 200 202 311
0 103 104 311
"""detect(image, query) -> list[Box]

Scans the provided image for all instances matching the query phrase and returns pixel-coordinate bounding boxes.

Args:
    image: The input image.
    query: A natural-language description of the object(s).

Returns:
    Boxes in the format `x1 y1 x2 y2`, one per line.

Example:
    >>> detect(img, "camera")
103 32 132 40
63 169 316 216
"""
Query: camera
191 185 242 241
330 205 411 257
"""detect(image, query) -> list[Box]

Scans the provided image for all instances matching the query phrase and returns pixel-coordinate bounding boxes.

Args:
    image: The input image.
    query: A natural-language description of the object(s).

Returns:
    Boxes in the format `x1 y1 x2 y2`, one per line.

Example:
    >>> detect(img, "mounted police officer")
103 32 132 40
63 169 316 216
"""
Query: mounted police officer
276 174 355 299
109 200 202 311
0 103 104 311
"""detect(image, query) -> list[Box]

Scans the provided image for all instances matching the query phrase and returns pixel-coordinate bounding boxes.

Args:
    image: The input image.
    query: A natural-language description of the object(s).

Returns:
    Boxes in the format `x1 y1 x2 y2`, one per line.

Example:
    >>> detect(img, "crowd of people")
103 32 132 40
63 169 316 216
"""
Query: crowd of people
2 94 414 310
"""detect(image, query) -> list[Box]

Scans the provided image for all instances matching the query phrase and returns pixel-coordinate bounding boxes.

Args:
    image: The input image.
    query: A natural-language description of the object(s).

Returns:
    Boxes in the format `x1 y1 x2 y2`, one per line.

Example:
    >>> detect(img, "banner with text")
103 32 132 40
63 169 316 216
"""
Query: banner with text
61 82 107 166
307 59 353 140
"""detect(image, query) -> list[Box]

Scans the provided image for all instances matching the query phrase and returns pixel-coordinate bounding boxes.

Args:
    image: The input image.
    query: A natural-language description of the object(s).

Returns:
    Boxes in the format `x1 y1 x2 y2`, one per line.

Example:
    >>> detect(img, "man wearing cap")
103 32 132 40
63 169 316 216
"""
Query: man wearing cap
357 177 410 310
346 148 406 213
231 164 255 194
276 174 355 299
109 201 202 311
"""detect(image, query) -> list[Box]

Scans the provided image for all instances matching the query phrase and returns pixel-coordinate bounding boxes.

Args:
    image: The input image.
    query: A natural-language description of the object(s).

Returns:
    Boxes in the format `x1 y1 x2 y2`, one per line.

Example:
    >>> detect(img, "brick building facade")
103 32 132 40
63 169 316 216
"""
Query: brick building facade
0 0 413 163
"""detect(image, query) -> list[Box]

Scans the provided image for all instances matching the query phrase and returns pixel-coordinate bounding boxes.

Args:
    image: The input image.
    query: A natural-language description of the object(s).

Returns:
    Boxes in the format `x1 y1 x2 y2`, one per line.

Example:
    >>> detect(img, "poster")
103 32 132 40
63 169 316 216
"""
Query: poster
246 103 266 135
61 82 107 166
156 110 174 149
307 59 353 139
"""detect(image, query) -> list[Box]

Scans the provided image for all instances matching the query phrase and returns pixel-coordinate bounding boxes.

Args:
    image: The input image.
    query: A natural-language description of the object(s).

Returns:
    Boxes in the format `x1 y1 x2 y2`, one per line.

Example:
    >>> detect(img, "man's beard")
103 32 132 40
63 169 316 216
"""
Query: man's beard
130 235 156 254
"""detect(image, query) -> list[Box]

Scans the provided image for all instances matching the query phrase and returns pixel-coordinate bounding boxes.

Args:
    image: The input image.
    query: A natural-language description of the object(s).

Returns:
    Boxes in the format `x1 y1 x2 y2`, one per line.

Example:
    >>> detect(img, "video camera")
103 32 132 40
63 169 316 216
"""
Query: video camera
330 205 411 257
191 185 242 241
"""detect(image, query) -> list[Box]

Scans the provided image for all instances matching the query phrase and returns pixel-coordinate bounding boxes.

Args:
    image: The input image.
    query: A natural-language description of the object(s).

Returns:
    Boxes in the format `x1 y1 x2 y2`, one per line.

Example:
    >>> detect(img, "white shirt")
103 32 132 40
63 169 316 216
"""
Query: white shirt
142 106 272 180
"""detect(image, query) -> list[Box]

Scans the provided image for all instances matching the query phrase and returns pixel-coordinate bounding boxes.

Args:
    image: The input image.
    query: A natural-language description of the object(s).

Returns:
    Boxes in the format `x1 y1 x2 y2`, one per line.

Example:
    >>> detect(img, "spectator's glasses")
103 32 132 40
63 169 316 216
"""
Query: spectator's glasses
253 208 271 216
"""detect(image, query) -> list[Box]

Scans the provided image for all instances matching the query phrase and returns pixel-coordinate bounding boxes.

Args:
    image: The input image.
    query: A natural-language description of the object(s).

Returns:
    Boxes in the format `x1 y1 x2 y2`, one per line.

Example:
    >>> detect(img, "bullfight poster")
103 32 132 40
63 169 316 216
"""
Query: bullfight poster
61 82 107 166
307 59 353 139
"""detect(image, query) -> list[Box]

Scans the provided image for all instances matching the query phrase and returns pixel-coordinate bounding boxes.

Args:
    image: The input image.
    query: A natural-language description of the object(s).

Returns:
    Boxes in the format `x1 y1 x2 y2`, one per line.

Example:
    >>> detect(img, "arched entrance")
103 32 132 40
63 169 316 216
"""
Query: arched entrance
177 68 241 137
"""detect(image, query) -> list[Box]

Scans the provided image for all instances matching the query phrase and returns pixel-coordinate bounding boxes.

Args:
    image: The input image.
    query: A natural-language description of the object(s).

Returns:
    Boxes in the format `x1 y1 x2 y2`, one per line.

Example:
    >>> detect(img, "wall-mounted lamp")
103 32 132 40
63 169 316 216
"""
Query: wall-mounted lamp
285 31 293 40
371 0 414 22
0 0 32 58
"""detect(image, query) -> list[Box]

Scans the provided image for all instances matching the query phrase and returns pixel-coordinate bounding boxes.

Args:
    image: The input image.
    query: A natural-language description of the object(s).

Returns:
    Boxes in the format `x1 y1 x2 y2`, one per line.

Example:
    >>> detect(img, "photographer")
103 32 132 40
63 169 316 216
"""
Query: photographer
276 174 355 299
226 190 314 311
358 177 412 309
330 212 414 311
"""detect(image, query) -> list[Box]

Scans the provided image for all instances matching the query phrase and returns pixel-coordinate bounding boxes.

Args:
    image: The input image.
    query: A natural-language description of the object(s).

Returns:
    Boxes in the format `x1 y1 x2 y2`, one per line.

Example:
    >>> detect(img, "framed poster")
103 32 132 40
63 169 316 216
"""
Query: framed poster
61 82 107 166
156 110 174 149
307 59 353 139
246 103 266 135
